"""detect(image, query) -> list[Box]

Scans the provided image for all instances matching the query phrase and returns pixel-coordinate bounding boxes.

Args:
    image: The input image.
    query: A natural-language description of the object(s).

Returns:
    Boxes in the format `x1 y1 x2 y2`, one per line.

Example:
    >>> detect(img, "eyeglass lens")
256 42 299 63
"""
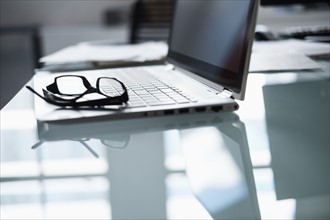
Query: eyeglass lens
98 78 125 97
56 76 87 95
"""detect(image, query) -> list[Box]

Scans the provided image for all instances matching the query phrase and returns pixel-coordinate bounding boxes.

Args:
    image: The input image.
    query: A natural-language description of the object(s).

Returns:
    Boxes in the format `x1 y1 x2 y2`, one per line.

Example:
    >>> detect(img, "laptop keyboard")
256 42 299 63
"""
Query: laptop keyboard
127 79 197 107
100 68 197 107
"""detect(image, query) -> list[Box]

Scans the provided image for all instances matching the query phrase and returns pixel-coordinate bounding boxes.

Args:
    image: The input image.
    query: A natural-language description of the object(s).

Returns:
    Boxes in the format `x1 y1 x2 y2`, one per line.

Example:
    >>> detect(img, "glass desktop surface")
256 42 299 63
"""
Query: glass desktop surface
1 65 329 220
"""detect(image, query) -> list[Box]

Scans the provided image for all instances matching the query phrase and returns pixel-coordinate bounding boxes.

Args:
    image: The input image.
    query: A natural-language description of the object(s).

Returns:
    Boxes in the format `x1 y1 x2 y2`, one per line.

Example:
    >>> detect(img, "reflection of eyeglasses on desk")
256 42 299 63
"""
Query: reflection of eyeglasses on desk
26 75 129 108
31 135 130 158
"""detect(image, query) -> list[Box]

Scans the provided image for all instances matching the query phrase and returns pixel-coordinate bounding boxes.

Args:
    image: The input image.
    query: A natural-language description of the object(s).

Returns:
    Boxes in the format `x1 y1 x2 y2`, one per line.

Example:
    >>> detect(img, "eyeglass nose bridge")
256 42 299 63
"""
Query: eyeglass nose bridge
80 76 93 89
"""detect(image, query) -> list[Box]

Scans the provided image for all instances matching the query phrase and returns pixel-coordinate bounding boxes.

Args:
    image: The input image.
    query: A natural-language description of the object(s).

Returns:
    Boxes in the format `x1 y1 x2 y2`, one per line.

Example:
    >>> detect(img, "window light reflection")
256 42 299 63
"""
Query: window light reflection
44 200 110 220
253 168 296 220
0 177 111 220
0 110 37 130
181 127 249 215
41 158 108 176
1 161 41 178
1 203 43 220
166 173 212 220
163 130 186 171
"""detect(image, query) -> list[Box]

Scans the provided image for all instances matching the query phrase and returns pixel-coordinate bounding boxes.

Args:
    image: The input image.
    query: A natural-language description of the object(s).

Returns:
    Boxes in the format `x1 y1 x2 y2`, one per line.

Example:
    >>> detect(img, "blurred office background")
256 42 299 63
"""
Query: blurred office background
0 0 135 109
0 0 329 109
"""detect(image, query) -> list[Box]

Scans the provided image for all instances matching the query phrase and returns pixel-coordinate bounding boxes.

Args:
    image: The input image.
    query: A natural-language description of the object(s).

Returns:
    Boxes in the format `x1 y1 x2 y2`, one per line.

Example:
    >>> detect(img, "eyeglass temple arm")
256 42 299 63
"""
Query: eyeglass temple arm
26 86 48 101
26 86 68 107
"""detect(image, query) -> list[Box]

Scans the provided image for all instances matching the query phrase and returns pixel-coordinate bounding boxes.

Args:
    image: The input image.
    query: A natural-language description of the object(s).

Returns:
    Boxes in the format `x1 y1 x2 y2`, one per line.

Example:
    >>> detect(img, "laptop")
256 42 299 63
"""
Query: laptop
31 0 259 122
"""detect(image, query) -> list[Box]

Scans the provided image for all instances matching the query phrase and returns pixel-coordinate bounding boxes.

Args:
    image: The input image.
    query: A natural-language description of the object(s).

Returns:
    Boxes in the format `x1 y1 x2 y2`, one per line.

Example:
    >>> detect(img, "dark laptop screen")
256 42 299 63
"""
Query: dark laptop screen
167 0 255 94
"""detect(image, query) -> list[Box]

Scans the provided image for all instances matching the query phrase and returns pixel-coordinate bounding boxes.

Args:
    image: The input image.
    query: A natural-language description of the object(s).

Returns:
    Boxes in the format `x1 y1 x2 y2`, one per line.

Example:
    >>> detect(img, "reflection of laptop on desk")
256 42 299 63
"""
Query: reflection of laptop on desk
33 112 259 219
180 116 260 219
31 0 259 122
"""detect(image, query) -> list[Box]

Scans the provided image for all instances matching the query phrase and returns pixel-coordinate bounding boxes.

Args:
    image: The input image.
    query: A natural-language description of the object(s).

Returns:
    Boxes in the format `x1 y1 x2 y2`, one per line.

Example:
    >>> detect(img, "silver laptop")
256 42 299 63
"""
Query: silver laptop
31 0 259 122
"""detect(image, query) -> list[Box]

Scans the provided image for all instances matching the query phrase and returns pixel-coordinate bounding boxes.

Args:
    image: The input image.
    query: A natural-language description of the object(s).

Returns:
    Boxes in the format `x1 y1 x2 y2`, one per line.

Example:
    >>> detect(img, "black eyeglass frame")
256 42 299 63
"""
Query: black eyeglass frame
26 75 129 107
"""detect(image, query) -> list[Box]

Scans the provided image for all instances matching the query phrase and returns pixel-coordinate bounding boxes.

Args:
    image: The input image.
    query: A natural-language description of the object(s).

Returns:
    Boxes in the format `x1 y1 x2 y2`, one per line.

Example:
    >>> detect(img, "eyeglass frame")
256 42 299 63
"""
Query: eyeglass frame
26 75 129 108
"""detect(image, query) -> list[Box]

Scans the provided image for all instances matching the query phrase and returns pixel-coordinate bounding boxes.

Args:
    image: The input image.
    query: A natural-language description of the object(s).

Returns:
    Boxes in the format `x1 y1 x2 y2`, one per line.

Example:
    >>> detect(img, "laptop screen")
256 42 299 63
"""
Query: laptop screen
167 0 256 97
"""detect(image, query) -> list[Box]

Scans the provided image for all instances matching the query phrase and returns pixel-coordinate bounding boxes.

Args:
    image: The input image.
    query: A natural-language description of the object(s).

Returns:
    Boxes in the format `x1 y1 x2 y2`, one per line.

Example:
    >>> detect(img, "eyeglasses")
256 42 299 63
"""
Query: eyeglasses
26 75 129 107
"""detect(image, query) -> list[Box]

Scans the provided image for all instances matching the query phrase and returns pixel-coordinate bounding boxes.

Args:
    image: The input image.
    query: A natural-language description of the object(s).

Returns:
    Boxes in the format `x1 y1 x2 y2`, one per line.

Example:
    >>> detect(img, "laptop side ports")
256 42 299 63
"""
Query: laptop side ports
211 106 223 112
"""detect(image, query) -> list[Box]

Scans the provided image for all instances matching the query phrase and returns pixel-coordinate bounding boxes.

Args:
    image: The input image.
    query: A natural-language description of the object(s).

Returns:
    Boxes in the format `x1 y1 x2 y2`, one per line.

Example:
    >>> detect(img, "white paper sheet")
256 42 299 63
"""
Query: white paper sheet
250 39 329 72
40 41 168 65
249 53 323 73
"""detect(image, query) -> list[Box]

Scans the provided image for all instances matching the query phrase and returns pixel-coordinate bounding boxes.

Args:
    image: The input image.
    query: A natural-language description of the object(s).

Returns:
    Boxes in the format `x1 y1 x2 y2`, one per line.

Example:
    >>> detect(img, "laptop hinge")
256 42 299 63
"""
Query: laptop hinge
165 63 175 71
220 89 234 99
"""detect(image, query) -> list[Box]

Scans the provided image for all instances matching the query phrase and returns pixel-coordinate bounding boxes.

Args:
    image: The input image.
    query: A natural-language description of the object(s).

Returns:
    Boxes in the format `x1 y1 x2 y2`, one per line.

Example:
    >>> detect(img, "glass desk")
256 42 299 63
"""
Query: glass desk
1 65 329 219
